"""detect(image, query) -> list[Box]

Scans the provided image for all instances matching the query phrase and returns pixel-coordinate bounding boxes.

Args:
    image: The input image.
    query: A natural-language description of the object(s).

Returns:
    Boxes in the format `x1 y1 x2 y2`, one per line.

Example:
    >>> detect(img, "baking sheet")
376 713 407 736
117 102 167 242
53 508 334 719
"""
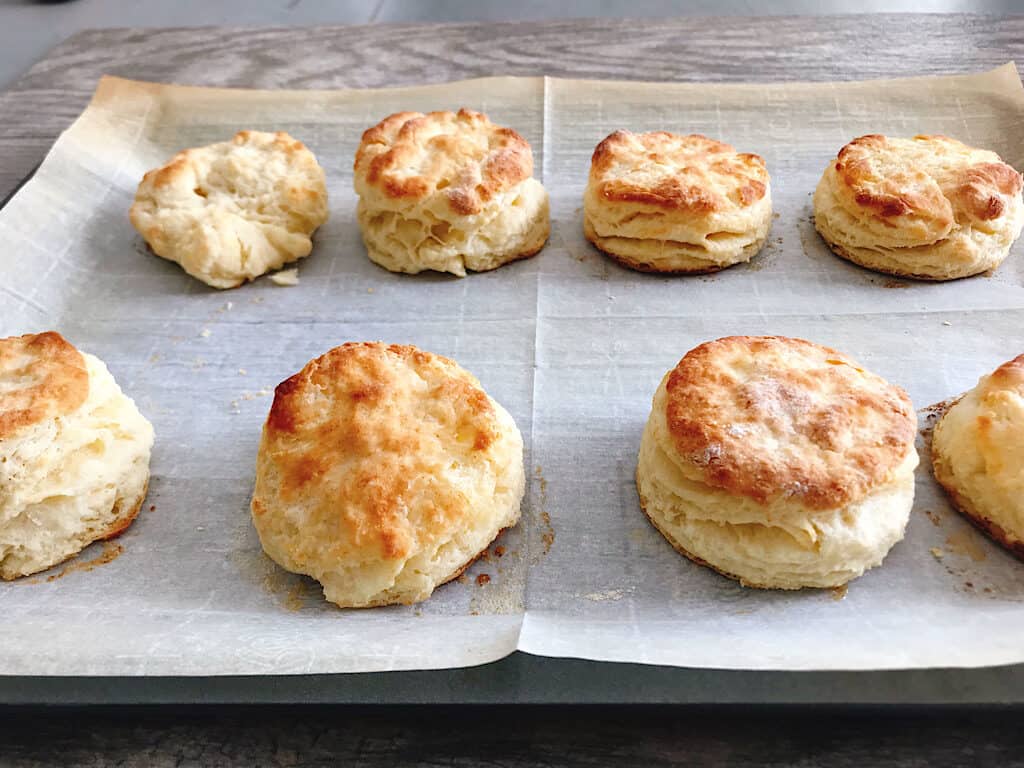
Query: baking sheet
2 65 1024 675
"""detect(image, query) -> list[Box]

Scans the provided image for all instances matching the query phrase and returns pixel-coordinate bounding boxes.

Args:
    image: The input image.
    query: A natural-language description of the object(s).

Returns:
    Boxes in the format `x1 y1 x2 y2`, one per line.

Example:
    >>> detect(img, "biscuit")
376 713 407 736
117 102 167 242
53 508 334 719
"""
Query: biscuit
251 342 525 607
130 130 328 289
814 134 1024 280
583 131 772 273
932 354 1024 559
636 336 918 589
353 109 550 276
0 332 154 579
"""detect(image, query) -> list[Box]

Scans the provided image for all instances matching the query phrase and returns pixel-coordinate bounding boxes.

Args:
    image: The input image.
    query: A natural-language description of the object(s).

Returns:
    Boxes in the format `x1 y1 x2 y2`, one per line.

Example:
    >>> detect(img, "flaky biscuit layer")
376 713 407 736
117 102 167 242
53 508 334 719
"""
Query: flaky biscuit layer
584 130 772 272
635 336 917 589
354 110 549 276
814 134 1024 280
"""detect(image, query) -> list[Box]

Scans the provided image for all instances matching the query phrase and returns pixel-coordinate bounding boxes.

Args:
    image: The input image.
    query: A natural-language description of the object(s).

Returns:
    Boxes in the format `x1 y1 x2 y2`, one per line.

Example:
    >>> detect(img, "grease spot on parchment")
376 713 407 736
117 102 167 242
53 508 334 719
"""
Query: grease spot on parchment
945 530 987 563
44 541 123 582
230 544 320 612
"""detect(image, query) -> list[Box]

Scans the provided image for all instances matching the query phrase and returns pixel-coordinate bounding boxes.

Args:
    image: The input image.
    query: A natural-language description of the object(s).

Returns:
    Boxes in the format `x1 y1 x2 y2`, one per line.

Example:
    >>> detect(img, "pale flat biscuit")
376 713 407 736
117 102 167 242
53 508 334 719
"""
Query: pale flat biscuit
584 131 772 273
353 109 550 276
0 332 154 579
251 342 525 608
932 354 1024 559
813 134 1024 280
130 130 328 289
635 336 917 589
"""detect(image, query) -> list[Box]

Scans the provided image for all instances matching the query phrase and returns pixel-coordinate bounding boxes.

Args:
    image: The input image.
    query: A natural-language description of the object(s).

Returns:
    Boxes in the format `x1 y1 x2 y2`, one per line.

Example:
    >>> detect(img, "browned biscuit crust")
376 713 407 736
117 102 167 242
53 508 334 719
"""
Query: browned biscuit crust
0 332 89 439
662 336 916 510
834 134 1022 236
589 131 769 213
355 109 533 216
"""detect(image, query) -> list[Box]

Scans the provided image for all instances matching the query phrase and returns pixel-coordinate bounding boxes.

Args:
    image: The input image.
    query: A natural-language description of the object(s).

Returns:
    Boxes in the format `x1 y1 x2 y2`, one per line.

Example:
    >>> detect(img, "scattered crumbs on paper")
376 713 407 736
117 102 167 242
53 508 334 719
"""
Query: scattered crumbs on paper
270 268 299 286
923 509 943 527
199 328 211 338
238 388 272 401
230 400 240 412
930 547 945 559
583 587 634 603
493 545 506 558
531 465 555 561
475 573 491 586
457 573 469 585
942 321 952 326
196 526 205 532
367 287 375 294
218 301 233 313
46 542 123 582
945 530 987 562
251 296 265 304
148 353 161 364
238 368 247 376
414 608 422 617
772 211 781 220
148 505 156 512
918 398 957 444
830 584 848 601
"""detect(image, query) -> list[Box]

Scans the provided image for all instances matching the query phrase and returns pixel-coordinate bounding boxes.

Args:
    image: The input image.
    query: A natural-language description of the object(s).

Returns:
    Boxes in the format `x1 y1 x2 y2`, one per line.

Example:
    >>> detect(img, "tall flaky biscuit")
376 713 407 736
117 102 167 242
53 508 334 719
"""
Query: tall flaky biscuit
636 336 918 589
0 332 154 579
932 354 1024 559
814 134 1024 280
584 131 772 273
353 109 550 276
251 342 525 608
130 130 328 289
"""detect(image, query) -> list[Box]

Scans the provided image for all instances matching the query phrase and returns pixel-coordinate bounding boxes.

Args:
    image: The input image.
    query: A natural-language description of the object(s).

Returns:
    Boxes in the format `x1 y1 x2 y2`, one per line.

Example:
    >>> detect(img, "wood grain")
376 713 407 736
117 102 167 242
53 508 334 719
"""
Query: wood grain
3 705 1023 767
1 15 1023 200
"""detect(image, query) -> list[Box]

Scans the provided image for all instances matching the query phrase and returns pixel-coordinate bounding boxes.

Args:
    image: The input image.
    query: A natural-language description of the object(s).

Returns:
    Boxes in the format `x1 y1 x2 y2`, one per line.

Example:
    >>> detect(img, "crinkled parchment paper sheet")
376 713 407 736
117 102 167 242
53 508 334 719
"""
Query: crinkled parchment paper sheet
2 64 1023 675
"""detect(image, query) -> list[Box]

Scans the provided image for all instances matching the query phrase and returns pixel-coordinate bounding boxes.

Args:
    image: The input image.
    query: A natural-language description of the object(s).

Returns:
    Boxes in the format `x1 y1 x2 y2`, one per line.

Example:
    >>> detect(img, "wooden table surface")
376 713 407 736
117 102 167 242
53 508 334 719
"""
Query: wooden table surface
4 14 1024 766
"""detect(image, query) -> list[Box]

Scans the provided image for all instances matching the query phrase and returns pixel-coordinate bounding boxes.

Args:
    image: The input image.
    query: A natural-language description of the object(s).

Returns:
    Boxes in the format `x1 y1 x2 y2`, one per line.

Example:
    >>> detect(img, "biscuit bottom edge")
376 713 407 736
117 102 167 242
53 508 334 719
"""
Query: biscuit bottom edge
315 524 516 609
637 490 816 591
813 215 1007 282
0 477 150 581
583 217 768 275
931 434 1024 562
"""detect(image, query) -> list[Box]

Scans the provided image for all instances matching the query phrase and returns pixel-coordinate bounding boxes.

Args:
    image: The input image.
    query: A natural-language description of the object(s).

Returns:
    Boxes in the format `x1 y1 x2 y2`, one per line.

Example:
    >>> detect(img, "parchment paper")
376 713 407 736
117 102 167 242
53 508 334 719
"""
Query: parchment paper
2 65 1024 676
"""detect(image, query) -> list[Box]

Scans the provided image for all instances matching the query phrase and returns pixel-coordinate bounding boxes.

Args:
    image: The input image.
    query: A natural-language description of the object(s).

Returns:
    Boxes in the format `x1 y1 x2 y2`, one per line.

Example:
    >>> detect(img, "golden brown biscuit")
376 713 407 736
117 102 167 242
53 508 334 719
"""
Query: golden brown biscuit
932 354 1024 559
0 332 153 579
251 342 525 607
130 130 328 288
583 131 772 273
814 134 1024 280
353 109 550 276
636 336 918 589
